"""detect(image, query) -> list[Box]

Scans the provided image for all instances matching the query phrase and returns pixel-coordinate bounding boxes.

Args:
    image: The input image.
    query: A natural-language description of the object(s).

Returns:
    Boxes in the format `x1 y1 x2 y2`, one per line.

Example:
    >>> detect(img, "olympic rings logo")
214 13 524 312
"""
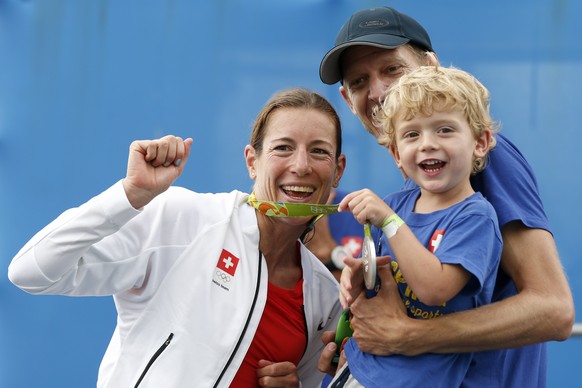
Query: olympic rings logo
215 270 231 282
309 205 332 214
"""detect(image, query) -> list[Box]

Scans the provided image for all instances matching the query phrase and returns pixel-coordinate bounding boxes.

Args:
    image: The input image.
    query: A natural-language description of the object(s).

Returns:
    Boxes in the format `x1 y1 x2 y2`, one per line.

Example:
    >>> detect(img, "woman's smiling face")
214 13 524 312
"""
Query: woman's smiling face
246 107 345 220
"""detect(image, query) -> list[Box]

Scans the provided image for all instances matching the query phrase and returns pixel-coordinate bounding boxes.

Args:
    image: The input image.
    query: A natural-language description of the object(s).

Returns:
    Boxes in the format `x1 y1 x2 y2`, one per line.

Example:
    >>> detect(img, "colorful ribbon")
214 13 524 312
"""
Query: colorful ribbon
247 192 339 218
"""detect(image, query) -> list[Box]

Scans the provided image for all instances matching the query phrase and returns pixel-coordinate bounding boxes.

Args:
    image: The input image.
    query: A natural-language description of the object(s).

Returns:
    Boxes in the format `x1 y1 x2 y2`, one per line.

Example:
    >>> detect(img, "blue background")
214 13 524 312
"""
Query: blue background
1 0 580 386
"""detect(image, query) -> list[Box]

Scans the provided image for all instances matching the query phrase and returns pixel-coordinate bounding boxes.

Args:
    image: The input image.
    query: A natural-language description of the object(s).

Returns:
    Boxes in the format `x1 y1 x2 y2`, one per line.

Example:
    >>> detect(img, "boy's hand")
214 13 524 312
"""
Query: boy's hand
339 188 392 228
339 256 364 309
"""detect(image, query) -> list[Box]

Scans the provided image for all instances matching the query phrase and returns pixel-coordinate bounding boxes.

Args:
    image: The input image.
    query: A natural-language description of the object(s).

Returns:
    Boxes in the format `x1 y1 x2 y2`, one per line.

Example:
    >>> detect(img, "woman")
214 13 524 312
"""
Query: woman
8 88 346 387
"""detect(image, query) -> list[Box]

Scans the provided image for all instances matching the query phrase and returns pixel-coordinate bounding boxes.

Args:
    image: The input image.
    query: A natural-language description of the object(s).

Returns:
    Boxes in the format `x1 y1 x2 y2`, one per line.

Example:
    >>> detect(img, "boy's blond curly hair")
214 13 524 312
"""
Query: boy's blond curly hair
375 65 499 174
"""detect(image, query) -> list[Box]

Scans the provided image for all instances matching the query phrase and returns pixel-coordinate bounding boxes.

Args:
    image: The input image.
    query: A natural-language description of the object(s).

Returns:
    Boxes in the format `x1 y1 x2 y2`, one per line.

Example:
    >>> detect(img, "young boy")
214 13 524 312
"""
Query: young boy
333 66 503 387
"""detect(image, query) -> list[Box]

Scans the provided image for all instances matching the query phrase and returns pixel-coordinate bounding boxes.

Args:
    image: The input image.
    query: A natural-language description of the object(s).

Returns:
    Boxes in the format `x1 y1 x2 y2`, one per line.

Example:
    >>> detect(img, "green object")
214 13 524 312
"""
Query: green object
332 308 354 365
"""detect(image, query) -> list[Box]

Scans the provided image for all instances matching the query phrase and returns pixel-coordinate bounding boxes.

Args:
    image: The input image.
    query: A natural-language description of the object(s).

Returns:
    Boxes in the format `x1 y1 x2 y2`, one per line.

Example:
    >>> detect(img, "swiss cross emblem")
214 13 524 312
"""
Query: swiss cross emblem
341 236 363 258
216 249 239 276
213 249 240 291
429 230 445 253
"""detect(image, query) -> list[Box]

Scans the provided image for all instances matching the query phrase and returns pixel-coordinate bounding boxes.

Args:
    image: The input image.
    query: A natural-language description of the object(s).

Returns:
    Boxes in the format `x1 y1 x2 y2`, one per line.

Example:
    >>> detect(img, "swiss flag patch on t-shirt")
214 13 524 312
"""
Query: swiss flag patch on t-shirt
429 230 445 254
216 249 240 277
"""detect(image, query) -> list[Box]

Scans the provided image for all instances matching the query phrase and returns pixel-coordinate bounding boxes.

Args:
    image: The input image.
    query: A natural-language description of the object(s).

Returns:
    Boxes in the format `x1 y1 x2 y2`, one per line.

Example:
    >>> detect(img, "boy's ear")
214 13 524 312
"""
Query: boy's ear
389 144 408 179
474 128 492 159
389 144 402 167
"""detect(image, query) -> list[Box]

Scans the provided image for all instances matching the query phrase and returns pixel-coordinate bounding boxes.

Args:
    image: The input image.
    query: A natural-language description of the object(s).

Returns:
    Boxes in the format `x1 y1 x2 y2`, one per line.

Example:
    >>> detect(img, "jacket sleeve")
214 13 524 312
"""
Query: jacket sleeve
8 181 152 296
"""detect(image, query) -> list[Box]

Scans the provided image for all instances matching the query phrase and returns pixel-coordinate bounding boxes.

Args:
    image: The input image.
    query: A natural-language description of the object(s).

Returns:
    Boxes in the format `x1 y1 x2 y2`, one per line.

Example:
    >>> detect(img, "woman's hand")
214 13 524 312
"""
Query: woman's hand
257 360 299 387
317 330 347 377
122 135 193 209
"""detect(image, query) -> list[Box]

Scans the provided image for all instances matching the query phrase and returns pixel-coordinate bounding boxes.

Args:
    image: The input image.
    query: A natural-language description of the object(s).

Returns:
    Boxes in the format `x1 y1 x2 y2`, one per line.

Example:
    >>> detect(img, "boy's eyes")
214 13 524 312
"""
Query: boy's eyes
402 131 419 139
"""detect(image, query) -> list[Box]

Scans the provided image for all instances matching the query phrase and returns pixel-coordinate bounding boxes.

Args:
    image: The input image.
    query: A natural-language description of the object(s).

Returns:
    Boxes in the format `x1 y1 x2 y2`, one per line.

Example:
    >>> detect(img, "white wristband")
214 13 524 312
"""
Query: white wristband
381 213 405 239
330 246 349 269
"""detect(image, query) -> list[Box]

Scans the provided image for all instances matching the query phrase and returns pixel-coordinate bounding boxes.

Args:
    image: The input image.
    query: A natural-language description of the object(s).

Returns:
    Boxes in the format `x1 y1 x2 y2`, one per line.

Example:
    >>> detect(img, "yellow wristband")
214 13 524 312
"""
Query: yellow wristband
381 213 405 239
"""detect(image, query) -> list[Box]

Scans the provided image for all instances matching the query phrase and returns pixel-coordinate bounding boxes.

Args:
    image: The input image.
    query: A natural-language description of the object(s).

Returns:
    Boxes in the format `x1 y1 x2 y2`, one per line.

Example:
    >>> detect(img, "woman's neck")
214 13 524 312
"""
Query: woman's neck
257 216 304 289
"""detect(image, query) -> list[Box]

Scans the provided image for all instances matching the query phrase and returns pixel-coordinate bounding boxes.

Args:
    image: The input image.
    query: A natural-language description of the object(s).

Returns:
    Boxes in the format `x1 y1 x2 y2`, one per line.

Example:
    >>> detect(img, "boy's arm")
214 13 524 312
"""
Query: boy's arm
339 188 474 307
349 222 574 356
387 223 471 306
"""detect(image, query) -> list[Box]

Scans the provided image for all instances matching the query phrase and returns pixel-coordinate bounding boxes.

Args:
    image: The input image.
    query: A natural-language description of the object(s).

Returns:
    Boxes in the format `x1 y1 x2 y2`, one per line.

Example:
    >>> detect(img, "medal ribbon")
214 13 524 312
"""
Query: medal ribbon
247 192 339 218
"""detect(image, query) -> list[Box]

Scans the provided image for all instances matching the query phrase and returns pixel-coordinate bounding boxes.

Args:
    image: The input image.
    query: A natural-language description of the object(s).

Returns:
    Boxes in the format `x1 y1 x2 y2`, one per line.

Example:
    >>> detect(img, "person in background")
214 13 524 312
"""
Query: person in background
331 65 502 387
317 7 574 387
8 88 346 388
305 188 364 282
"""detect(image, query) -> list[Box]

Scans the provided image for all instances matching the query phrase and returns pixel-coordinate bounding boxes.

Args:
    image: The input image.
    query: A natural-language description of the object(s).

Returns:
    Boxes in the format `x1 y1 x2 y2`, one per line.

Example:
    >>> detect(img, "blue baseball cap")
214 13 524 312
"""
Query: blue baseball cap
320 7 433 85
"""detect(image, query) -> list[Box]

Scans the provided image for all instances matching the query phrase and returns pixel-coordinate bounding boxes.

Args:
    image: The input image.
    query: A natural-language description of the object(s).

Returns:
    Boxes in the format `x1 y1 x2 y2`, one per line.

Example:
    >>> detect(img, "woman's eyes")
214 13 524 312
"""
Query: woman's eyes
272 145 331 156
312 147 332 155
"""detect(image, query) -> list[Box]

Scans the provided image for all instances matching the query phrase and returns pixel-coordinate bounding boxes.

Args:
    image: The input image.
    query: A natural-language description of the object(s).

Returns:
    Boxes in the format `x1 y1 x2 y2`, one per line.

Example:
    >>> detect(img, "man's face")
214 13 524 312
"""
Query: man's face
339 45 428 137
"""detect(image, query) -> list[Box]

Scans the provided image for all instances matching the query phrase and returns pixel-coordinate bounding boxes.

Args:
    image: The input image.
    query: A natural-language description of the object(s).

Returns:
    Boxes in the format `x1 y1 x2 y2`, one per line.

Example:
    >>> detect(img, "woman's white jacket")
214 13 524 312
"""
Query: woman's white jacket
8 181 342 387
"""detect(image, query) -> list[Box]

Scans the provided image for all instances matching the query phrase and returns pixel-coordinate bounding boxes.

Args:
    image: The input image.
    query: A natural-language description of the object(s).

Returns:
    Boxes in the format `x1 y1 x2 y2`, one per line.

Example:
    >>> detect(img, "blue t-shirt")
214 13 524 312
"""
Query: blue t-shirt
404 134 549 387
345 189 502 387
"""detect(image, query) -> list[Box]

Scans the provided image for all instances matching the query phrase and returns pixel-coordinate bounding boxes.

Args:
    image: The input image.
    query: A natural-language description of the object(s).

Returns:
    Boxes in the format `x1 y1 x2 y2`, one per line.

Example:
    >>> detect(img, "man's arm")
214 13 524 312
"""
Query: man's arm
349 222 574 355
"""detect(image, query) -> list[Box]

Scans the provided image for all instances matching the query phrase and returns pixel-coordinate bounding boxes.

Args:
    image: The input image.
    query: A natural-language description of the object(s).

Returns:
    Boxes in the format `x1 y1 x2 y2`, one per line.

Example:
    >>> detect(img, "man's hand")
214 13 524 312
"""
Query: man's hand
256 360 299 387
349 262 413 355
122 135 193 209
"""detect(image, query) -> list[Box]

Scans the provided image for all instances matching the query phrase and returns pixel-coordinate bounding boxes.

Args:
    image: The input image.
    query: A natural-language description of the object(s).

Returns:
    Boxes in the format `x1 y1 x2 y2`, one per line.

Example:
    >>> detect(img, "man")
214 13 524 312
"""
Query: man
317 7 574 387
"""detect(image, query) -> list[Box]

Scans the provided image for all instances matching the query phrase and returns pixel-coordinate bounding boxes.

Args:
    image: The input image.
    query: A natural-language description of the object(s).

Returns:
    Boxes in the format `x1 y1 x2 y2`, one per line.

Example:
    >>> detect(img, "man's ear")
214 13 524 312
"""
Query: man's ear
425 51 440 66
340 85 356 114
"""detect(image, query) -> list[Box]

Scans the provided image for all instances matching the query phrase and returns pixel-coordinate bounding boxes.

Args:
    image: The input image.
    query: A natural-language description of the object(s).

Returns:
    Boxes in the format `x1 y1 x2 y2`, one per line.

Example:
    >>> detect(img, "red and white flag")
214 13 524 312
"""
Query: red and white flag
216 249 239 277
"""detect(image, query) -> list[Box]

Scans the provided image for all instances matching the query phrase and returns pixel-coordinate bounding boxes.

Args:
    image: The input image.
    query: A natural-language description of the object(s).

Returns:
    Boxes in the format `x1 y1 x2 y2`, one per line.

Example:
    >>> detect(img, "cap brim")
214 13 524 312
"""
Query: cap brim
319 34 410 85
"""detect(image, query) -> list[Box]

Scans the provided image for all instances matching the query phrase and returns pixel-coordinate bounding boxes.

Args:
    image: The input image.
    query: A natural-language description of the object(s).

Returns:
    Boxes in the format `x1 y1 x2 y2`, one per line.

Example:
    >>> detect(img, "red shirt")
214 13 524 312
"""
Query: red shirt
231 278 306 387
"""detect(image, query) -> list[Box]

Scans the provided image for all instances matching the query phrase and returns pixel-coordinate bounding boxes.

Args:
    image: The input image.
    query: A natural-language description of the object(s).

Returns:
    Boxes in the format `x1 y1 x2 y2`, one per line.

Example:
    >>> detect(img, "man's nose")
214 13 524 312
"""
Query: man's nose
368 76 390 105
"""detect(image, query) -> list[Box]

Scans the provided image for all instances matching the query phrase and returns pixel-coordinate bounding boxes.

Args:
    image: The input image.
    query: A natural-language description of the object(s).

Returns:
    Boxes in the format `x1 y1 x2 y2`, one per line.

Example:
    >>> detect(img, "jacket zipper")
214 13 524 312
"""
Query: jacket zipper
134 332 174 388
213 250 263 387
301 304 309 357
